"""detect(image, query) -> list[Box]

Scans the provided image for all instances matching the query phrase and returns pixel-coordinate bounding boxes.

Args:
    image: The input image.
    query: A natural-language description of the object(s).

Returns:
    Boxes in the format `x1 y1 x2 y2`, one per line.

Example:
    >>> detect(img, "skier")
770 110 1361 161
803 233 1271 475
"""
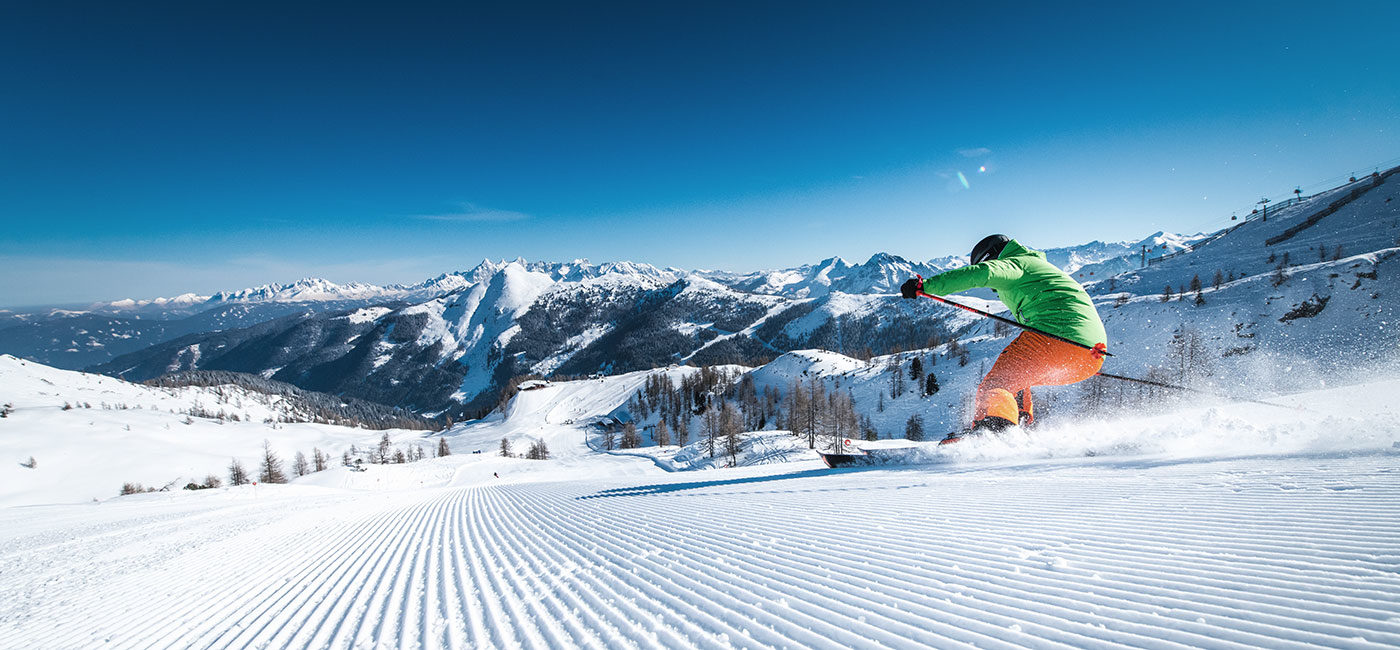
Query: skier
900 235 1107 439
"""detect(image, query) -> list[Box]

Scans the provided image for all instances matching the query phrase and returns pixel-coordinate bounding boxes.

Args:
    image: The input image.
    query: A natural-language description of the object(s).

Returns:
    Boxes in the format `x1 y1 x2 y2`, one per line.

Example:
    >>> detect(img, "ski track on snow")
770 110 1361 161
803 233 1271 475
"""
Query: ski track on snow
2 454 1399 649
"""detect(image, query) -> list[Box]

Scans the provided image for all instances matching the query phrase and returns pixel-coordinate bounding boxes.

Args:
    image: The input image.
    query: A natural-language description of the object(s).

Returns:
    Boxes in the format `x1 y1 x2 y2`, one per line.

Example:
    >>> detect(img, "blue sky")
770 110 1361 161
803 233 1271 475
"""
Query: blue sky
2 1 1397 306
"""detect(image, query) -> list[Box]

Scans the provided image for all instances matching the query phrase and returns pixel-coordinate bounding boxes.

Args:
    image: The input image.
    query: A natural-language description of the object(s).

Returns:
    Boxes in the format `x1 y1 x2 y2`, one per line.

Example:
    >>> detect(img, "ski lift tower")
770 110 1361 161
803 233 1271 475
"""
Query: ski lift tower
1257 197 1270 222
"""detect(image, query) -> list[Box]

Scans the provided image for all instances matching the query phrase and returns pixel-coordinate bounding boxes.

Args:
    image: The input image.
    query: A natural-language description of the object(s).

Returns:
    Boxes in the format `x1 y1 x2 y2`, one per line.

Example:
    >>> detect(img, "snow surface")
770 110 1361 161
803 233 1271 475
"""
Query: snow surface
3 359 1399 648
343 306 392 324
0 355 427 507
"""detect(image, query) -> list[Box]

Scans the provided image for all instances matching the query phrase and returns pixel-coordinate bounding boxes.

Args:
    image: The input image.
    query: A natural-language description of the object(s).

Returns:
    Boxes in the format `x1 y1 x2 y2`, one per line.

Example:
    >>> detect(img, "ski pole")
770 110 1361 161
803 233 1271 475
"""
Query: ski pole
913 276 1112 358
1094 372 1304 411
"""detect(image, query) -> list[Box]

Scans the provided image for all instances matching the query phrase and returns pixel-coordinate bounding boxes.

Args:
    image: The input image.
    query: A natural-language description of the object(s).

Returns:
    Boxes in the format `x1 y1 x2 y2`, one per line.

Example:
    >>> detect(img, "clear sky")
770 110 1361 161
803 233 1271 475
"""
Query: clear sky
2 1 1397 307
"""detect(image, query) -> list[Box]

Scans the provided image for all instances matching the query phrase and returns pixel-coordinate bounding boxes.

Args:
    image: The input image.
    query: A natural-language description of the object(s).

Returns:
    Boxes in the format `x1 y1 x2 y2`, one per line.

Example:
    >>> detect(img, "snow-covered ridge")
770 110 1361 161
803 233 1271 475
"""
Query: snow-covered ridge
207 277 391 304
100 293 210 311
391 258 680 297
74 234 1202 315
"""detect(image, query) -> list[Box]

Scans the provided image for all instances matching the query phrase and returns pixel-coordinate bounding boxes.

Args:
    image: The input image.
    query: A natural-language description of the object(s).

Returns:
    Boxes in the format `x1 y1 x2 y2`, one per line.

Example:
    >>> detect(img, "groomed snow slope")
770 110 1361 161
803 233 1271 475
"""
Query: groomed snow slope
2 375 1398 648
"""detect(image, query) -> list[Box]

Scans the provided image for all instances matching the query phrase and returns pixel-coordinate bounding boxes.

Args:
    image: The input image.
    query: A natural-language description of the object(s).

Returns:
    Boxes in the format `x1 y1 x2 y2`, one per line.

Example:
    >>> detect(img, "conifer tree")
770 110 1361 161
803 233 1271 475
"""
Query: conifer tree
377 431 392 464
499 437 512 457
721 402 744 466
675 417 689 446
655 419 671 446
258 440 287 484
1169 325 1211 383
822 391 859 450
860 414 878 441
312 447 328 472
524 439 550 460
621 422 641 449
904 414 925 441
292 451 309 477
438 437 451 457
889 358 905 398
702 402 722 458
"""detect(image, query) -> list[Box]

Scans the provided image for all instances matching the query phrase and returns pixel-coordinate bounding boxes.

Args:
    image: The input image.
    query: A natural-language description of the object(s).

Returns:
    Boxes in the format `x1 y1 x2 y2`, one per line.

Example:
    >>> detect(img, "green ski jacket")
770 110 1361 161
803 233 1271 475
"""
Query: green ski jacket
919 239 1106 348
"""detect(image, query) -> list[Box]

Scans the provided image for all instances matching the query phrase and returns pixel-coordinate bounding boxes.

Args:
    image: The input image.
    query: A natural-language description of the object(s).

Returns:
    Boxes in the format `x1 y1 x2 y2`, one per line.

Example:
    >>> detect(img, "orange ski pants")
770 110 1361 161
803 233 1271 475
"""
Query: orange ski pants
975 332 1104 425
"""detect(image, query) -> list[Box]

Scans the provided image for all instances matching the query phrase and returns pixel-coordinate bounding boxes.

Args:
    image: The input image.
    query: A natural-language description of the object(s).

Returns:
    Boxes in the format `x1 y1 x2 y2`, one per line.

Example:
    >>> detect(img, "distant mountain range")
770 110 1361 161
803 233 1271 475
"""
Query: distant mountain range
60 236 1187 315
2 237 1177 373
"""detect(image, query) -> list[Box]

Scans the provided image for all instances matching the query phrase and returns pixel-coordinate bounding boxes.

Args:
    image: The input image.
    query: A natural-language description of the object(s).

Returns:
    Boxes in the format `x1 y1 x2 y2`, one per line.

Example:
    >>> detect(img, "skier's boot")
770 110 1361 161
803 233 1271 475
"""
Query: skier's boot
939 416 1015 445
1015 390 1034 429
973 415 1016 433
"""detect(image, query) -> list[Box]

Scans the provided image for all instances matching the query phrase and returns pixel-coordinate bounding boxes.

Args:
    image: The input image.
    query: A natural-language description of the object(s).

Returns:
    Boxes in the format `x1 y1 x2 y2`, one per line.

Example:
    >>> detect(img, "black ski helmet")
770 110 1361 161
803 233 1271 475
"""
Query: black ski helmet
970 234 1010 265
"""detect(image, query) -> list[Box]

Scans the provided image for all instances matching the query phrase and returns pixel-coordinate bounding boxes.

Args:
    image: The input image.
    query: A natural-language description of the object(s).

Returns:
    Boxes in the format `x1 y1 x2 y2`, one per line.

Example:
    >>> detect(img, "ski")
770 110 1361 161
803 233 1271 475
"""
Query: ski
818 451 872 468
819 439 926 468
819 438 871 468
818 431 986 466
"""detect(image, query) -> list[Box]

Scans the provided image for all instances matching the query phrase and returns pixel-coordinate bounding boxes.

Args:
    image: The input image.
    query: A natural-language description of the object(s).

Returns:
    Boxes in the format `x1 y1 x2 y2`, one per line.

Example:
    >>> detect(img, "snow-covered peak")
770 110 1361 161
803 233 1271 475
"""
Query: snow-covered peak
861 252 908 267
1137 230 1204 253
747 349 868 391
399 258 678 294
678 272 726 291
1039 233 1195 275
96 293 210 311
925 254 966 269
528 259 676 284
393 272 472 296
493 262 558 317
713 252 971 298
207 277 392 304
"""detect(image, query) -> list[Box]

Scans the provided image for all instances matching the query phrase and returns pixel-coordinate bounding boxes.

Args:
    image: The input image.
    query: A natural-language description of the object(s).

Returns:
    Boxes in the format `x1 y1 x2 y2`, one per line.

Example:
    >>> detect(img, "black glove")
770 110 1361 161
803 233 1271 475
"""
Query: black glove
900 278 921 299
